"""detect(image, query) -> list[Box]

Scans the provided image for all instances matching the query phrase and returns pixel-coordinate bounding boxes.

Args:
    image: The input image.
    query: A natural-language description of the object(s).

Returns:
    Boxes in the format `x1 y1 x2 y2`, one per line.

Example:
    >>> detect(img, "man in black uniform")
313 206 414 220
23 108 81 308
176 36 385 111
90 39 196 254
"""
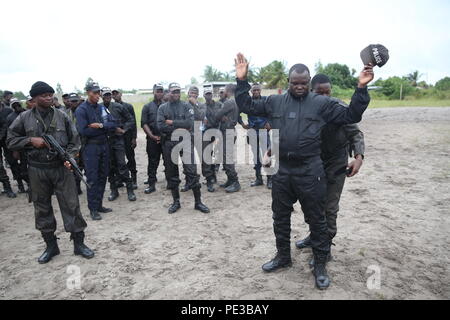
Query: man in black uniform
66 93 84 194
1 91 13 108
7 81 94 264
101 88 137 202
141 84 165 194
112 89 138 189
62 93 71 113
0 91 16 198
6 99 29 193
295 74 365 266
202 88 223 192
215 84 241 193
157 83 210 214
240 83 273 188
234 53 374 290
181 86 206 192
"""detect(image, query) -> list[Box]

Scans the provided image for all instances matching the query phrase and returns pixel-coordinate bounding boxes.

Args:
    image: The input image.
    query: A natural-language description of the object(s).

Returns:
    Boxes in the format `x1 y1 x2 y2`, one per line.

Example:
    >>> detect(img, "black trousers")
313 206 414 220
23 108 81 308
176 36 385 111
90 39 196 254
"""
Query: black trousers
4 149 28 183
221 130 238 182
247 128 271 175
162 139 200 191
28 164 87 233
108 136 133 189
0 138 11 185
271 156 330 259
146 138 163 185
305 157 348 240
124 132 137 177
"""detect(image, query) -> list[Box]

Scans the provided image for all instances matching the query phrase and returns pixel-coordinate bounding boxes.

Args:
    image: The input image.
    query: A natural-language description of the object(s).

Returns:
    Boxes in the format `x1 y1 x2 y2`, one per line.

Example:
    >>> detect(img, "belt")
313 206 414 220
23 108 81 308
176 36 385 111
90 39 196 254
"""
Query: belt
279 152 320 162
86 138 107 145
28 160 63 169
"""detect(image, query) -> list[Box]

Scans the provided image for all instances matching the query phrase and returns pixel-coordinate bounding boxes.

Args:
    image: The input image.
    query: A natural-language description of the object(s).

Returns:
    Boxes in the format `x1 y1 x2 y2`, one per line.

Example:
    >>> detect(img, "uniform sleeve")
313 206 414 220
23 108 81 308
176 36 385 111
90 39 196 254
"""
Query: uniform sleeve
343 124 365 157
157 105 174 134
127 103 138 139
64 113 81 158
6 113 30 151
141 104 149 128
119 105 135 133
319 87 371 125
75 106 105 137
235 79 271 117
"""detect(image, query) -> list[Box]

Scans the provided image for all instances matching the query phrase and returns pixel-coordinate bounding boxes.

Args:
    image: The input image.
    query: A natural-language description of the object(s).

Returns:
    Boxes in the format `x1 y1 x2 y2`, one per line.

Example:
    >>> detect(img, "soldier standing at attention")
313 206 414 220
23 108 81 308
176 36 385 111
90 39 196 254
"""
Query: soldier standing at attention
112 89 138 189
157 83 210 214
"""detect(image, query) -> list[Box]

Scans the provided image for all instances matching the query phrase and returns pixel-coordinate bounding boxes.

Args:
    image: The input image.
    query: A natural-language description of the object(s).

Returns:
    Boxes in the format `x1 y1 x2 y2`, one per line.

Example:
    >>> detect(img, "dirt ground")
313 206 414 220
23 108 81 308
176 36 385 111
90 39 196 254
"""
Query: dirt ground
0 107 449 300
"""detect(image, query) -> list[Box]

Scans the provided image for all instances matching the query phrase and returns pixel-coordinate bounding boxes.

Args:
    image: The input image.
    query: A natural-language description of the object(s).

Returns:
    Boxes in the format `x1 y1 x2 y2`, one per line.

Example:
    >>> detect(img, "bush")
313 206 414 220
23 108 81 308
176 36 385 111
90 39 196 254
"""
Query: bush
435 77 450 91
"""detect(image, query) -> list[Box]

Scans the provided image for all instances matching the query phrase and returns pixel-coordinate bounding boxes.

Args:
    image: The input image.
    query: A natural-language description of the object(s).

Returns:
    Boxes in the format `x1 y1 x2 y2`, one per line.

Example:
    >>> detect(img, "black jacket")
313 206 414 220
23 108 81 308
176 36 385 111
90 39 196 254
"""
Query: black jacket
104 102 135 137
236 79 370 158
215 98 239 131
157 100 194 139
141 100 163 136
119 101 137 139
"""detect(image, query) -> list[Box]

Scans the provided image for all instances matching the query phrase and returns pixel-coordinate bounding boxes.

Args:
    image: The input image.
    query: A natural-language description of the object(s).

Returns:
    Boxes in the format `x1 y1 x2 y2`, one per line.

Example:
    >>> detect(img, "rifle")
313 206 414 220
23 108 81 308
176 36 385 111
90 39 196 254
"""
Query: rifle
42 134 91 189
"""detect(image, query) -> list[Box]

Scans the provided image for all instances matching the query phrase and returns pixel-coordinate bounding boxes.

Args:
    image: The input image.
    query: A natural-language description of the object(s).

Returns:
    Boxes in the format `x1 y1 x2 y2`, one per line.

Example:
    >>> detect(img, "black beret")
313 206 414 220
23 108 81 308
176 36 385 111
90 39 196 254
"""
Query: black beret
29 81 55 98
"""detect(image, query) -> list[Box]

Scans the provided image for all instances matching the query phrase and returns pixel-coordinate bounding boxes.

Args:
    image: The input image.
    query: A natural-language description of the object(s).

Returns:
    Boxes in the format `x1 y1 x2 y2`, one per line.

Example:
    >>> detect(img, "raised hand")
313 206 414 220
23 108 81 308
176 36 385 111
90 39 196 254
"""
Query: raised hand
235 53 249 81
358 64 375 88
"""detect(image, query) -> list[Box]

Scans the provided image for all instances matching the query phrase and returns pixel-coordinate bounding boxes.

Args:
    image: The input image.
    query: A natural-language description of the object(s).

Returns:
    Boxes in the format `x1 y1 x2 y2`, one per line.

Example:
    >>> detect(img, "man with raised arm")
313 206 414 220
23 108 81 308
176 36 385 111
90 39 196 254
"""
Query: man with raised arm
234 53 374 290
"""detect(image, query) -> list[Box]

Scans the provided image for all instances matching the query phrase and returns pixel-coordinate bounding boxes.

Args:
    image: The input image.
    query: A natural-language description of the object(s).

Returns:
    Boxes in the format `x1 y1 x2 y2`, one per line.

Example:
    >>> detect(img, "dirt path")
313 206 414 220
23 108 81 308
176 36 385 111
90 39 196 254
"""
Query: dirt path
1 107 449 300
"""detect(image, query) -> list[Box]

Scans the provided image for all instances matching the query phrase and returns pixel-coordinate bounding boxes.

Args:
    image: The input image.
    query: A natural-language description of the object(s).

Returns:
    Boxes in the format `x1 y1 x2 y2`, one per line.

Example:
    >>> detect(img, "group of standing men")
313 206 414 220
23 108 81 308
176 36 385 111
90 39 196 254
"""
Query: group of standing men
2 50 373 291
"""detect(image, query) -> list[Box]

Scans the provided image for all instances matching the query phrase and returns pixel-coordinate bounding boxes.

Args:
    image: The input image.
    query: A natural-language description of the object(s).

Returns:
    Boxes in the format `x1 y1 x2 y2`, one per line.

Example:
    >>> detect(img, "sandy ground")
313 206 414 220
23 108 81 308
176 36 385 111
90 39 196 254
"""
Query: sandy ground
0 106 449 300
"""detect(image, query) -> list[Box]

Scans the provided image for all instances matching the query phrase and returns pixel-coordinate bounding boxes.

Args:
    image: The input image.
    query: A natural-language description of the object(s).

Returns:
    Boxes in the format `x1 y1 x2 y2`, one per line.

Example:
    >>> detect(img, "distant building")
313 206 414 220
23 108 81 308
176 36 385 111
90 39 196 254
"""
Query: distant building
201 81 234 98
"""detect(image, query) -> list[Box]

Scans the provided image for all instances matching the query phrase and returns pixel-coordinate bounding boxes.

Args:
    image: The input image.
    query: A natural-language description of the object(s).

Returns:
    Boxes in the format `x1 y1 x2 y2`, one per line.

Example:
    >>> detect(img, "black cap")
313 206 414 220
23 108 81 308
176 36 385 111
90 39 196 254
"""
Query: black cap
29 81 55 98
68 92 80 102
85 82 101 92
62 93 70 99
360 44 389 67
168 82 181 92
153 83 164 91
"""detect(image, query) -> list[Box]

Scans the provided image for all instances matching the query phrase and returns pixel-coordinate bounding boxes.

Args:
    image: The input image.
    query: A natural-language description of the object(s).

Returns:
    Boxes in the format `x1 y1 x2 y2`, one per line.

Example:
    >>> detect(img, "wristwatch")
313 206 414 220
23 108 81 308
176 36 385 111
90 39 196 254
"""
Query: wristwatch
99 123 104 129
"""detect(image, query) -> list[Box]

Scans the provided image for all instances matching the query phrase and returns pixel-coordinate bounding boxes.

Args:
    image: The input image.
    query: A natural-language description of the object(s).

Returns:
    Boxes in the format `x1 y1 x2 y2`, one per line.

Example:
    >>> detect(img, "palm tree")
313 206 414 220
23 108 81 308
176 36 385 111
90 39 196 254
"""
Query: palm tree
203 65 225 82
258 61 288 89
407 70 423 87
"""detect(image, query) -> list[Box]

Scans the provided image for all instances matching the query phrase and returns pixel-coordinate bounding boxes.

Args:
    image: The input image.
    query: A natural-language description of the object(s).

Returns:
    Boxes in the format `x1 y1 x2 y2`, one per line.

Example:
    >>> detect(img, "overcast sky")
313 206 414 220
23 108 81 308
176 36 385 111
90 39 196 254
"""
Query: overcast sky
1 0 449 93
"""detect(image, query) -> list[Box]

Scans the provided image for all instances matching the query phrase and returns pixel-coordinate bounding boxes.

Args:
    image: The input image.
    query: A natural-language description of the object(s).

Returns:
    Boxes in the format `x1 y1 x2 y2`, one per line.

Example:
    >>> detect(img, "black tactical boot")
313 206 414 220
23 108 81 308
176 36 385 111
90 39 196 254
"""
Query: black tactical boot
126 184 137 201
90 210 102 221
219 180 232 188
295 235 312 250
206 178 215 193
211 174 217 185
17 180 26 194
312 254 330 290
267 176 273 190
71 231 95 259
168 189 181 214
262 252 292 272
193 188 210 213
144 182 156 194
309 252 333 268
251 173 264 187
38 232 60 264
131 173 138 190
108 188 119 201
225 181 241 193
98 207 113 213
2 181 17 198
